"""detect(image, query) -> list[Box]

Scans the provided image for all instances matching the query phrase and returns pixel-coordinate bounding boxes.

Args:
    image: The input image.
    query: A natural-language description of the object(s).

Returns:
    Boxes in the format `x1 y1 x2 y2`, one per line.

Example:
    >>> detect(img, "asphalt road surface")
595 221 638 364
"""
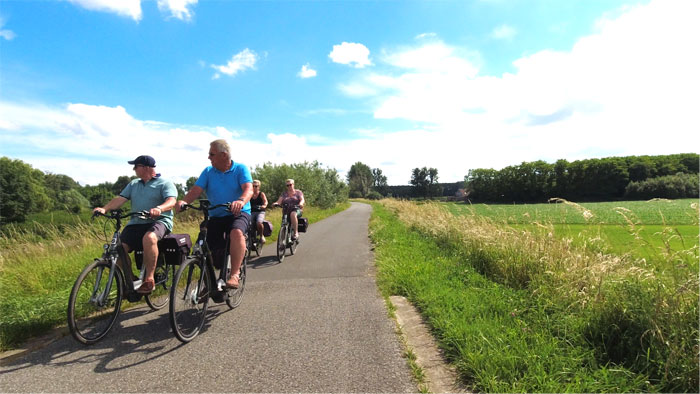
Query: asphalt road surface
0 202 415 393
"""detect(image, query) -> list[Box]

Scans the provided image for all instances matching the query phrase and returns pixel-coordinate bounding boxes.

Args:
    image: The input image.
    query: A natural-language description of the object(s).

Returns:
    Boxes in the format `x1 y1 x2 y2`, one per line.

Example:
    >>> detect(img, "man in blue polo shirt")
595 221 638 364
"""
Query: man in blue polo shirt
176 139 253 289
94 155 177 294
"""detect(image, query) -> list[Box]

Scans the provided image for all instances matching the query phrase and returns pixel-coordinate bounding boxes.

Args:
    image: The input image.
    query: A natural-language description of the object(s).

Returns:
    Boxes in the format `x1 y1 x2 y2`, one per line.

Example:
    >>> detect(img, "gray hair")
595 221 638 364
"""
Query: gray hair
210 139 231 158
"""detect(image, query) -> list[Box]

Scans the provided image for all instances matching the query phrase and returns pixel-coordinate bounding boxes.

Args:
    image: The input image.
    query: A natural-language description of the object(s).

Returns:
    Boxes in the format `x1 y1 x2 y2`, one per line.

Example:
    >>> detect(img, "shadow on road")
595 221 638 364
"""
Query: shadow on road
248 255 280 269
0 302 234 375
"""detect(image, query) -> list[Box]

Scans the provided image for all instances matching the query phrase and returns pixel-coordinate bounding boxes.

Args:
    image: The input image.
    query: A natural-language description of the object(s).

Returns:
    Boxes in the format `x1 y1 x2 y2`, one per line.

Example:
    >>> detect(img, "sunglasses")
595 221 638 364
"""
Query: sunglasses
286 184 293 187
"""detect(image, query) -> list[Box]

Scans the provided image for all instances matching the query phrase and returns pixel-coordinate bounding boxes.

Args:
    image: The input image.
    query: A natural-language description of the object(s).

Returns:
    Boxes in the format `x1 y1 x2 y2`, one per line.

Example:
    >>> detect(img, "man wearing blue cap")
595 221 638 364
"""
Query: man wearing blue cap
93 155 178 294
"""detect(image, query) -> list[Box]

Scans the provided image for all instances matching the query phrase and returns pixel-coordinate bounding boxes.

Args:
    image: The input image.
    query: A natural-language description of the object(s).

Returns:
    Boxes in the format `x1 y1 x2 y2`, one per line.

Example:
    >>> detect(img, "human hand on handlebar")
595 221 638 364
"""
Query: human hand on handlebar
149 206 163 218
175 200 188 213
230 199 245 215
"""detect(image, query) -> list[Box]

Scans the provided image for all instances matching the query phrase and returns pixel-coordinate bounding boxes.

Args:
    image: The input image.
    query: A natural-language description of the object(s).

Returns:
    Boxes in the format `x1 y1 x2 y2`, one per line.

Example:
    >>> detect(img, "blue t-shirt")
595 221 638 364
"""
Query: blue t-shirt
195 161 252 217
120 176 178 230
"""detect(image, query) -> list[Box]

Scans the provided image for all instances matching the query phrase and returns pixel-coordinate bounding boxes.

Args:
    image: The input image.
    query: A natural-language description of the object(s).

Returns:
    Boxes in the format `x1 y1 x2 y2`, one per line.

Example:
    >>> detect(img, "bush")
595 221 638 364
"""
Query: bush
366 191 383 200
252 161 348 209
625 173 699 200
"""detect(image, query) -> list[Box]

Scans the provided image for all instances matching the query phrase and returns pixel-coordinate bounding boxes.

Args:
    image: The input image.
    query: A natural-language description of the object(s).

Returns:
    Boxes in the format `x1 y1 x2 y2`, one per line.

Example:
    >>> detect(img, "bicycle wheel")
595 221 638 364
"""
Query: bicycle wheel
255 237 263 257
169 257 209 343
226 252 247 309
276 225 287 263
145 262 174 310
289 231 298 255
67 259 124 345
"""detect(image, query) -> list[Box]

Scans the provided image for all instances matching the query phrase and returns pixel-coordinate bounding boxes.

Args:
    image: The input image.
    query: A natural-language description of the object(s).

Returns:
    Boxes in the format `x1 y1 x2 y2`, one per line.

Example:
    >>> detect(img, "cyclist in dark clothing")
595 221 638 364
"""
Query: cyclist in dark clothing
250 180 268 243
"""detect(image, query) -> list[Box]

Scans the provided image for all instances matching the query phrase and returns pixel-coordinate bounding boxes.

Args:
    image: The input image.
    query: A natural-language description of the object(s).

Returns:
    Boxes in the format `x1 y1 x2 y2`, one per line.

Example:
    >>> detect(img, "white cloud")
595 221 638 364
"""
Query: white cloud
329 42 372 68
157 0 198 21
67 0 142 21
328 0 700 183
0 102 247 185
490 24 516 40
211 48 259 79
298 64 317 78
415 32 437 40
0 17 15 40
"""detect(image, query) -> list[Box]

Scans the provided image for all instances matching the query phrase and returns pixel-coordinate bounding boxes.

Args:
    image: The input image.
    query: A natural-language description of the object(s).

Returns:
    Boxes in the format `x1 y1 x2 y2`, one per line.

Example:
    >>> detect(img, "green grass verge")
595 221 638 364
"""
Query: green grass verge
0 202 350 351
369 201 693 392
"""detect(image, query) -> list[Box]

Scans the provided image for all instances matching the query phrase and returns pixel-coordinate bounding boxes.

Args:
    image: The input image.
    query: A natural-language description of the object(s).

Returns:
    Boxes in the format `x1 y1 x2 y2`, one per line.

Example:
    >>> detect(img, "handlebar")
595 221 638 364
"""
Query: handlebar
92 209 150 221
180 200 232 212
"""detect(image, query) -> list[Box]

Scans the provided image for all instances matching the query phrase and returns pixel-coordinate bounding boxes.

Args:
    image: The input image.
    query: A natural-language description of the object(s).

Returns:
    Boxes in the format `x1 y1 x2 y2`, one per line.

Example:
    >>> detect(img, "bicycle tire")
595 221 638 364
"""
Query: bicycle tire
169 257 209 343
67 259 124 345
145 262 174 310
226 251 247 309
277 225 287 263
255 238 263 257
289 231 298 255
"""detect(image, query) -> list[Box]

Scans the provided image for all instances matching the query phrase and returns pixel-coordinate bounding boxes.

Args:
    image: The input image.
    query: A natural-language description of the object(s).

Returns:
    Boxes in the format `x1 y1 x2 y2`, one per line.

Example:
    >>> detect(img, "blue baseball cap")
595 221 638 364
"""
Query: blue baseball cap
127 155 156 167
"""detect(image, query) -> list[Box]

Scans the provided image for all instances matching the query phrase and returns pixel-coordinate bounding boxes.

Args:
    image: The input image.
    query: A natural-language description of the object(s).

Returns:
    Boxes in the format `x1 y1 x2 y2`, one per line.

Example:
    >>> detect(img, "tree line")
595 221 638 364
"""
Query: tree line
1 157 347 225
3 153 696 224
465 153 699 203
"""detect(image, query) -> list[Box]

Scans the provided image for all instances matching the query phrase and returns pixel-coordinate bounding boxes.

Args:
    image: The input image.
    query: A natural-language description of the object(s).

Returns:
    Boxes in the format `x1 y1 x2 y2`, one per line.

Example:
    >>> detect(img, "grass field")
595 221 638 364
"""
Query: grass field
444 198 699 264
0 202 349 351
370 198 698 393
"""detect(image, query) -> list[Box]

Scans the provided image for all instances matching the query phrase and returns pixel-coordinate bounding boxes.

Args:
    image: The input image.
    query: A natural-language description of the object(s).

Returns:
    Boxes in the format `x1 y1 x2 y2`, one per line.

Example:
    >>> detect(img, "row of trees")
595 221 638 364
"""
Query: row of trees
1 157 347 224
345 162 446 199
465 154 699 203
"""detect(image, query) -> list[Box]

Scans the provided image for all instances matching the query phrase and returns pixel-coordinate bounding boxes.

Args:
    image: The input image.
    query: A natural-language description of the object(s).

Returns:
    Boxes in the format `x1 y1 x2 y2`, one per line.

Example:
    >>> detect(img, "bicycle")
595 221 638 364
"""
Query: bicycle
273 202 304 263
169 200 248 343
248 206 272 258
67 209 187 345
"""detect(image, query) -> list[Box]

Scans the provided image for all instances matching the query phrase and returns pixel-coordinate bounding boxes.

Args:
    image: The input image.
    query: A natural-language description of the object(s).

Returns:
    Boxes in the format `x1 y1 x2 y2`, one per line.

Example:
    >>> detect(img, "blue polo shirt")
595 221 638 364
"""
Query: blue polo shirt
195 161 252 217
120 175 178 230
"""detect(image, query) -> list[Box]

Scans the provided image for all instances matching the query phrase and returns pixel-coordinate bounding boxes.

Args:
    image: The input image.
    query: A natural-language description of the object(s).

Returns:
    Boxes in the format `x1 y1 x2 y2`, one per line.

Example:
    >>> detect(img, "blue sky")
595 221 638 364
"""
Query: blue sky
1 0 698 186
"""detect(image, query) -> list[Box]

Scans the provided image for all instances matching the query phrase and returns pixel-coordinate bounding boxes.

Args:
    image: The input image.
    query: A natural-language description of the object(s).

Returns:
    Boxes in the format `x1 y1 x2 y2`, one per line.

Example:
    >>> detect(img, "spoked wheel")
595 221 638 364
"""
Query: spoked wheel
67 259 124 345
277 225 287 263
146 262 174 310
289 232 298 255
255 237 263 257
169 257 209 343
226 253 247 309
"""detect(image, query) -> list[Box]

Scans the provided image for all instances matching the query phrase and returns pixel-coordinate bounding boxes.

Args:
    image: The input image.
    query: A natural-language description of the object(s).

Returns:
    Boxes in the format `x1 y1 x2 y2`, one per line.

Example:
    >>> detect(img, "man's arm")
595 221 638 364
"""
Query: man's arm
150 196 177 218
231 182 253 215
93 196 128 215
176 186 203 213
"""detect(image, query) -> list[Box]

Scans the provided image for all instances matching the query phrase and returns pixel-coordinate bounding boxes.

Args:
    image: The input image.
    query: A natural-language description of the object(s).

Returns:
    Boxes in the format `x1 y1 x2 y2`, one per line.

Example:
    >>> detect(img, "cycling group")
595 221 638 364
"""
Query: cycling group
67 139 306 344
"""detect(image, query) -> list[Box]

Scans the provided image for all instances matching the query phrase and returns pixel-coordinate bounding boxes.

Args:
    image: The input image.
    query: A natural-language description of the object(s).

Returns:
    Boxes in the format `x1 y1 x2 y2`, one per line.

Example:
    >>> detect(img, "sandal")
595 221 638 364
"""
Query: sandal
225 273 240 289
137 279 155 294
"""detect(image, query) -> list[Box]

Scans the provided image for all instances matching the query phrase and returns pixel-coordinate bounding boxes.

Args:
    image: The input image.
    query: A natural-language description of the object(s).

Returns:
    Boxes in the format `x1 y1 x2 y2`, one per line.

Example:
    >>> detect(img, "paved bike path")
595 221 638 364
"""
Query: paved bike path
0 202 415 392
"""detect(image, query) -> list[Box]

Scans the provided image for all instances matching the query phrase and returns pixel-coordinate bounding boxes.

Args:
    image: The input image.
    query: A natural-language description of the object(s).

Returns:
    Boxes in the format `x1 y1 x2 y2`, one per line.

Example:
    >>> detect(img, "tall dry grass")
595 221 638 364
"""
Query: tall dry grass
381 199 699 391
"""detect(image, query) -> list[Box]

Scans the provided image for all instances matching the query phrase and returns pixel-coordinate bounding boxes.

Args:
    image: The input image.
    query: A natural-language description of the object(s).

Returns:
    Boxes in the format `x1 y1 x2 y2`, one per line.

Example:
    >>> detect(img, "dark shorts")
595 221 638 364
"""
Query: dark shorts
252 211 266 223
121 222 169 251
206 213 250 251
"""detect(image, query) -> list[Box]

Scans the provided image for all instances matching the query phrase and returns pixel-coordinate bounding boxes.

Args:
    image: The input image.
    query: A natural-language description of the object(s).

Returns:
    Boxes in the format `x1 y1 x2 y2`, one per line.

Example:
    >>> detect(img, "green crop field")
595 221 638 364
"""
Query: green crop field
443 198 699 263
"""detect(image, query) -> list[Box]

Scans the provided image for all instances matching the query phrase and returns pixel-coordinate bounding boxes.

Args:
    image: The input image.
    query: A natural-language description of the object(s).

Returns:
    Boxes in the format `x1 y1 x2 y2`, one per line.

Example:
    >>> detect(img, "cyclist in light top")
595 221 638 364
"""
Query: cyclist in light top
272 178 305 241
176 139 252 289
93 155 177 294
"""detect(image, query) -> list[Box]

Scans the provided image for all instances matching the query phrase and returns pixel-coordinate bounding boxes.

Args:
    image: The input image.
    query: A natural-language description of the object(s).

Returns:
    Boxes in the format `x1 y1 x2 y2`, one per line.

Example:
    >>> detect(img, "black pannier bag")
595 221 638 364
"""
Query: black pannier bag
135 233 192 269
160 233 192 266
263 220 273 237
297 217 308 233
